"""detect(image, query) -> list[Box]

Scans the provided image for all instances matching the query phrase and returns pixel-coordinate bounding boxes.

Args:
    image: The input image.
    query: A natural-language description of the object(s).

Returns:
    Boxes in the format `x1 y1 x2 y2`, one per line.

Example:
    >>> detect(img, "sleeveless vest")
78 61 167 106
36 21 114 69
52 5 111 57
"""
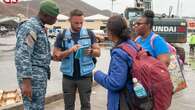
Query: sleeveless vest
60 28 95 77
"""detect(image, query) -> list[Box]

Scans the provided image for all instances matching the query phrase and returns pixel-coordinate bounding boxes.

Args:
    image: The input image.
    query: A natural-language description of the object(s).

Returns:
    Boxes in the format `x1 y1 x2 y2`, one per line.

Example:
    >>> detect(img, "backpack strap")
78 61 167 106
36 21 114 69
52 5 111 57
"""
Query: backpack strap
64 28 72 39
118 43 139 61
61 29 68 49
80 28 89 38
167 43 176 54
150 33 158 49
118 43 149 61
150 33 177 54
134 35 141 42
62 29 66 39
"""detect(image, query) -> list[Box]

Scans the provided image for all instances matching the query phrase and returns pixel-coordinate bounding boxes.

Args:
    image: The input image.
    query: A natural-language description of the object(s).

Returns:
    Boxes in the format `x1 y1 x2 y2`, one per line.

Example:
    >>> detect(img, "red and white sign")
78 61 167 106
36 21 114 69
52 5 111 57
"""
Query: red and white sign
3 0 19 4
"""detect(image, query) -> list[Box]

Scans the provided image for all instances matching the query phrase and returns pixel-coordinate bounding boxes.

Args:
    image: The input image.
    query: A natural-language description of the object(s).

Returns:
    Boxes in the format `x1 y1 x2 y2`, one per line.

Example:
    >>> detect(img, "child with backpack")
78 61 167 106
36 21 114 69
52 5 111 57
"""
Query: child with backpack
94 15 173 110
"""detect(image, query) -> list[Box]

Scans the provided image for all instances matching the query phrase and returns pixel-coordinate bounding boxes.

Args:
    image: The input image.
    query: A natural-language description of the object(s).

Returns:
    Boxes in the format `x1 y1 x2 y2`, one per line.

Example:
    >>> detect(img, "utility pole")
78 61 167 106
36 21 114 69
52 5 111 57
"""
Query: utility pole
176 0 180 17
169 5 173 17
180 0 183 17
111 0 116 16
26 2 29 18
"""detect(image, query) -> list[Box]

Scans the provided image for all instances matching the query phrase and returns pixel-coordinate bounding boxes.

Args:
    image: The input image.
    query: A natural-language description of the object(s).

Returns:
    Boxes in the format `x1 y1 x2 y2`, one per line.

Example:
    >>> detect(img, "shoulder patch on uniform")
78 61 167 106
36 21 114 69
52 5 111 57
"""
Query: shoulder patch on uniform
25 31 37 47
29 31 37 41
25 35 34 47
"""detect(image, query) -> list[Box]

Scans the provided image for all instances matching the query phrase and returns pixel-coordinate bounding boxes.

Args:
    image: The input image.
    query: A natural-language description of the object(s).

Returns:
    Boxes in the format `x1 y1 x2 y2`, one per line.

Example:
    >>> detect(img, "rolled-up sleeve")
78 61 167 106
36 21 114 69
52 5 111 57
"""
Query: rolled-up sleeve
15 24 34 79
94 49 132 91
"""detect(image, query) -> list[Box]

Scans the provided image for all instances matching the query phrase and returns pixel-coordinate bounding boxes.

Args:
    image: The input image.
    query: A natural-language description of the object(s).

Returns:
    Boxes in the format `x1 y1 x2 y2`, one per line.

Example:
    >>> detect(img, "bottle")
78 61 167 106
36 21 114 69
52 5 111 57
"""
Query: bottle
133 78 147 98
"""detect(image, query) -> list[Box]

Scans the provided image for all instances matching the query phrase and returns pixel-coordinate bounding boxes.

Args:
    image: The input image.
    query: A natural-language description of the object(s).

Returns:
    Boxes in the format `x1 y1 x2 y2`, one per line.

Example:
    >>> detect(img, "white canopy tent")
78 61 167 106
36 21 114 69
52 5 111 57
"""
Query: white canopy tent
57 14 69 20
85 14 109 21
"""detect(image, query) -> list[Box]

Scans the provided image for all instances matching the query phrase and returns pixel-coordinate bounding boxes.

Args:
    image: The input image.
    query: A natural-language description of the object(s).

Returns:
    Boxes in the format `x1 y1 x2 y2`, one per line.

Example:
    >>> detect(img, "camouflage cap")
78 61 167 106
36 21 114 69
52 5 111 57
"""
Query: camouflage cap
40 0 59 17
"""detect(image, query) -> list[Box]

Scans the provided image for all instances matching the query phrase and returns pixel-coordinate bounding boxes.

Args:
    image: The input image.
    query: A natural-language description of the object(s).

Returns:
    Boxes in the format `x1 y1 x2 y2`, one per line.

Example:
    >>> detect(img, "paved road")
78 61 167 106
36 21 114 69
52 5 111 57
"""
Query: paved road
45 66 195 110
45 85 107 110
1 35 195 110
169 65 195 110
0 35 110 95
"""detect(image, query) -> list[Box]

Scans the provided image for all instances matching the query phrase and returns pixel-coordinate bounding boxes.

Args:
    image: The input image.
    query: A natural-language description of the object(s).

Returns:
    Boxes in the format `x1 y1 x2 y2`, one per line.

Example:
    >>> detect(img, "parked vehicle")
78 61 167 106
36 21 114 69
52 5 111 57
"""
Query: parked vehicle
124 0 187 63
47 28 62 38
91 29 106 42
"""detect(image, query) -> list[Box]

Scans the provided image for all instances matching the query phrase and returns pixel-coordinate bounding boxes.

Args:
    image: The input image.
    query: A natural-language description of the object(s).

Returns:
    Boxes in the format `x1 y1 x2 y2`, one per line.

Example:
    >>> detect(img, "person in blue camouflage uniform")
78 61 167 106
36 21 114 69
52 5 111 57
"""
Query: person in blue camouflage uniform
15 0 59 109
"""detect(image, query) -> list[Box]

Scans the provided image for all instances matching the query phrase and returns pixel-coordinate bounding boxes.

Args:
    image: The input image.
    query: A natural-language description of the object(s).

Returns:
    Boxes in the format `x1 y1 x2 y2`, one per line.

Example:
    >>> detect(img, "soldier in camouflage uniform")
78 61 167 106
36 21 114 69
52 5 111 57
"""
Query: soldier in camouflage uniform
15 0 59 109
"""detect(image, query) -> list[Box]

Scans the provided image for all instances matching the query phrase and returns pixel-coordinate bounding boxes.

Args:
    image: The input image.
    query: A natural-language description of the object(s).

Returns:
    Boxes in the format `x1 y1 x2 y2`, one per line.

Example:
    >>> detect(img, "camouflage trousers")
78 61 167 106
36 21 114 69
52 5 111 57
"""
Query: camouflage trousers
18 79 47 110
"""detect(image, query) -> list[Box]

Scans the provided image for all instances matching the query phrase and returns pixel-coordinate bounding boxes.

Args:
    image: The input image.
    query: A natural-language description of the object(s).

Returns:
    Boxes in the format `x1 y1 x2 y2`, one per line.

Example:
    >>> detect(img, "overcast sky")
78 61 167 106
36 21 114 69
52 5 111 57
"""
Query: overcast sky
83 0 195 17
0 0 194 17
